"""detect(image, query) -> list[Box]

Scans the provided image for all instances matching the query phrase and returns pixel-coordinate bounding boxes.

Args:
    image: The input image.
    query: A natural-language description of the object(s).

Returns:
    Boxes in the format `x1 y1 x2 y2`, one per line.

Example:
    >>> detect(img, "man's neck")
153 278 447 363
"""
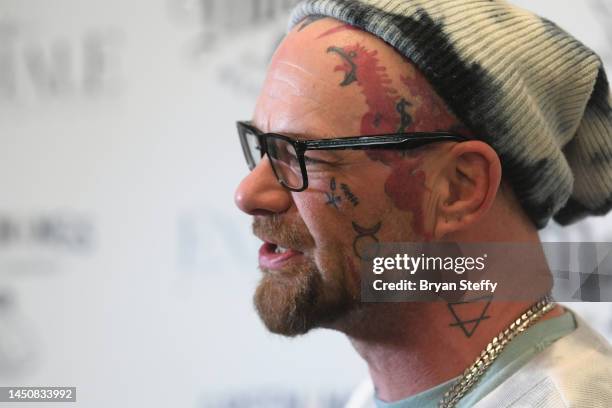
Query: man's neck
344 300 564 402
341 212 558 402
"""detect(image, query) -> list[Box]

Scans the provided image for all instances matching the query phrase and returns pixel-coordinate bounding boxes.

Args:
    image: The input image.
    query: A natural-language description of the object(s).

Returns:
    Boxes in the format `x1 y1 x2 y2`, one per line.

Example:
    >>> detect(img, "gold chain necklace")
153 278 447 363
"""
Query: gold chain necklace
439 295 555 408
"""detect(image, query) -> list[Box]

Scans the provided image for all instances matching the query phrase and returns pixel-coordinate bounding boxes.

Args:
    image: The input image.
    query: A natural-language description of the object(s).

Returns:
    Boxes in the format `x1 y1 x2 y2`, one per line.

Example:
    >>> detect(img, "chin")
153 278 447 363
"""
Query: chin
253 262 358 337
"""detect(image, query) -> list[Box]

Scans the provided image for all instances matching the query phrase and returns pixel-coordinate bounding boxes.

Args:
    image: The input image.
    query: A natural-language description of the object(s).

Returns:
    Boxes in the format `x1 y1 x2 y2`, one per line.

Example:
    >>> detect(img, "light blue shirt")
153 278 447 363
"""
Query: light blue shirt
375 311 577 408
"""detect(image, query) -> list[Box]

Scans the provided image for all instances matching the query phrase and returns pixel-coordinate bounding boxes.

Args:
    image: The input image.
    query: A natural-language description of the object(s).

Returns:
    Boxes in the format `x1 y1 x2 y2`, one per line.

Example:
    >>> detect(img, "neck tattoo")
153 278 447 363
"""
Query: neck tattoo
439 295 555 408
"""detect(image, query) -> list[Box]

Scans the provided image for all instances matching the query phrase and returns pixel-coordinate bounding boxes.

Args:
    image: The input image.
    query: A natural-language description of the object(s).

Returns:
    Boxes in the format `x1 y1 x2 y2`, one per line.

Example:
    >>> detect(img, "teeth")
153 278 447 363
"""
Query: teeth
275 246 288 254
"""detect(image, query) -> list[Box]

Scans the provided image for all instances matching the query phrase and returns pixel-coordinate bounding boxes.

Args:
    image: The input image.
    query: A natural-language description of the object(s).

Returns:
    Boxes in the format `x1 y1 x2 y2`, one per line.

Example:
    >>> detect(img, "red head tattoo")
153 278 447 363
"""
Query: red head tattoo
327 44 407 135
326 42 444 240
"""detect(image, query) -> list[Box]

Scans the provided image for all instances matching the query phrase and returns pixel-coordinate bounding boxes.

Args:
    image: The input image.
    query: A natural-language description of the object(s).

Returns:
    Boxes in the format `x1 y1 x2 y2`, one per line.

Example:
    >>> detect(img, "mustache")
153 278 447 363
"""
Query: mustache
252 214 315 250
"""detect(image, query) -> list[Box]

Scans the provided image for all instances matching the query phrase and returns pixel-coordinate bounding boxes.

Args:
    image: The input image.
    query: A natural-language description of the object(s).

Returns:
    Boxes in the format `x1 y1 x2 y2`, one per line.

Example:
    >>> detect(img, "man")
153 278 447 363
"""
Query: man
234 0 612 406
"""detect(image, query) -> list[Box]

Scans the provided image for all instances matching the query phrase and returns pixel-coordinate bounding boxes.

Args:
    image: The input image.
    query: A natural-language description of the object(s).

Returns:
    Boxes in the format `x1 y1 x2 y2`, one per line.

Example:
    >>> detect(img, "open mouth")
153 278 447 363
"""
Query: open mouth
258 242 303 270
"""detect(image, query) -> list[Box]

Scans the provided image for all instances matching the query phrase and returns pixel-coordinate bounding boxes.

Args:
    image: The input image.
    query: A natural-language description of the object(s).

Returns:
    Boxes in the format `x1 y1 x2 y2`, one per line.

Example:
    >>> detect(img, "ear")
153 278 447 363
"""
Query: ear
432 141 502 238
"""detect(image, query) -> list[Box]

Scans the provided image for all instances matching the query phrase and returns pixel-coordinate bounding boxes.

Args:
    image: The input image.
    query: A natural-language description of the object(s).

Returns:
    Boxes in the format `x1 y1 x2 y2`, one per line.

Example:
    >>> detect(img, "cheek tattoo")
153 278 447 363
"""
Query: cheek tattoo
352 221 382 260
325 177 343 210
367 151 430 239
326 178 360 209
340 183 360 207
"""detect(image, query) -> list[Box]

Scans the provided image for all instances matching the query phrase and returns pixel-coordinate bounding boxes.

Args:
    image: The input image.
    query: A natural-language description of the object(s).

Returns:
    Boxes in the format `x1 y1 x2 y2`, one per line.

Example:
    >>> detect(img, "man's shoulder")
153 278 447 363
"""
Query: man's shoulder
476 313 612 408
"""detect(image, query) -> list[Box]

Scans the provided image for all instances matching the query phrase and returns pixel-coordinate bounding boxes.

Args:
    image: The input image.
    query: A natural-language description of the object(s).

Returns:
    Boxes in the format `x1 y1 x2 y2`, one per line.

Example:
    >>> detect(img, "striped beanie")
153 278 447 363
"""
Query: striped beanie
288 0 612 229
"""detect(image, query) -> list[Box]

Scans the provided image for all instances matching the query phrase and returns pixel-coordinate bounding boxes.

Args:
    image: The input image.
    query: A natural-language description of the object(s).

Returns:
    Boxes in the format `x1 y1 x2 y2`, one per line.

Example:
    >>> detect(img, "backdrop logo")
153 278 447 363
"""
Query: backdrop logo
0 213 95 254
168 0 298 52
0 17 123 104
168 0 299 95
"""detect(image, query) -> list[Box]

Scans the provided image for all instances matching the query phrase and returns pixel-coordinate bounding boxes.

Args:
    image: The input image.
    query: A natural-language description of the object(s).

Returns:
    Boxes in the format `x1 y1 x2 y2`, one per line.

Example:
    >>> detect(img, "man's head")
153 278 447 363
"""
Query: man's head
234 17 519 336
235 0 612 337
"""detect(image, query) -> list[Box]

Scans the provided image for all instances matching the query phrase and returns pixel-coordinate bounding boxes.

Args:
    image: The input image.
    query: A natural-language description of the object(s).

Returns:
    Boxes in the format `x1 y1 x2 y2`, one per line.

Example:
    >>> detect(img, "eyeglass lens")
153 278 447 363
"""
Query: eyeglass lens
239 127 262 170
239 126 304 190
266 137 303 189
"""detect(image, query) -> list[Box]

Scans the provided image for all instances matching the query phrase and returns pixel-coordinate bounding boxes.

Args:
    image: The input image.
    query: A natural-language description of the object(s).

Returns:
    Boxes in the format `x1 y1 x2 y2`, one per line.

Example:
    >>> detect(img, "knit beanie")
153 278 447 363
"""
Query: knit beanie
288 0 612 229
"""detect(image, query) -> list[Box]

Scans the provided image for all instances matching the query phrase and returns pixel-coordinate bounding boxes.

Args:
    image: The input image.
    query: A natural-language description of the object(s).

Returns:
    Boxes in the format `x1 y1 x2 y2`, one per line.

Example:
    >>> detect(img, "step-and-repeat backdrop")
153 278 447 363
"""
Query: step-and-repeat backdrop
1 1 611 407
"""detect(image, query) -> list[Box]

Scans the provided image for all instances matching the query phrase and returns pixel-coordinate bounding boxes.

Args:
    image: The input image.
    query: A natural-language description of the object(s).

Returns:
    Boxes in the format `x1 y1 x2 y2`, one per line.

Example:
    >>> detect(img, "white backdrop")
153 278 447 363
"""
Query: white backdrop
0 1 610 407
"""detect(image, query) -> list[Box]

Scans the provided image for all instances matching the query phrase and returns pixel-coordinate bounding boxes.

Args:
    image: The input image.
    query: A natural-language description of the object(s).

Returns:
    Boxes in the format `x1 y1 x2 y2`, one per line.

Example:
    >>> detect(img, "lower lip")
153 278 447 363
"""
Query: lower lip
259 242 303 270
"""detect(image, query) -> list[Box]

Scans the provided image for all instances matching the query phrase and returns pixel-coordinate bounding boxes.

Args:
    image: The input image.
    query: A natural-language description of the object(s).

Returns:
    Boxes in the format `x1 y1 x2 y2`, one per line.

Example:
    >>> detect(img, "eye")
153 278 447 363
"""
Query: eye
285 149 301 166
303 154 337 173
304 155 329 165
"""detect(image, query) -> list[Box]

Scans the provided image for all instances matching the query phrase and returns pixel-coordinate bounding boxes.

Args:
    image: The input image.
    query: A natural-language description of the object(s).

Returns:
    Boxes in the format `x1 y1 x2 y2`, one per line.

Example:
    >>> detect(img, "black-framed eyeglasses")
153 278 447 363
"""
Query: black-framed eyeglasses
237 121 468 192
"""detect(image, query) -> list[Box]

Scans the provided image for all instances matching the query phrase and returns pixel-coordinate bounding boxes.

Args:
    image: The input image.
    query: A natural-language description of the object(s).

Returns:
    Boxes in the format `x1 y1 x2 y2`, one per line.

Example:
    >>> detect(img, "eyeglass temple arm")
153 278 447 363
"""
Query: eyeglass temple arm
301 134 468 151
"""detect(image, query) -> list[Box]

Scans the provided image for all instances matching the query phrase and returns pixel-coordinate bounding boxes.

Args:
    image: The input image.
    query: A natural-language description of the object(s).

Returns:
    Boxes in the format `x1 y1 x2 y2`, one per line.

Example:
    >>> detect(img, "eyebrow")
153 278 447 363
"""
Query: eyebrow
250 122 338 142
288 133 343 143
250 124 347 159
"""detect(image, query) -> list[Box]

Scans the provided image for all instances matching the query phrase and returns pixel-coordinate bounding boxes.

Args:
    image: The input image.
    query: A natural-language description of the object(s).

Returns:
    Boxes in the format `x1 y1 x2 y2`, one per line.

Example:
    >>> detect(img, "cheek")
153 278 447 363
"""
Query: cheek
290 185 355 248
365 151 437 241
292 168 394 253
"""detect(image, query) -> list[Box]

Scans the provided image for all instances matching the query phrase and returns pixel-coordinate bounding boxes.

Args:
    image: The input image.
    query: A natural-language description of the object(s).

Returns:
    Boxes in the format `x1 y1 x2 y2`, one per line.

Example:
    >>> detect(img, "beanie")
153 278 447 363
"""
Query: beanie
288 0 612 229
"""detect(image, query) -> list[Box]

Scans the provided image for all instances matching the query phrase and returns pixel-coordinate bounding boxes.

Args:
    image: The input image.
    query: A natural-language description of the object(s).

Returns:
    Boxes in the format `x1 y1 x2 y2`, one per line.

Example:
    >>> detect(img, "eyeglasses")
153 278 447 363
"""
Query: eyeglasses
237 121 468 192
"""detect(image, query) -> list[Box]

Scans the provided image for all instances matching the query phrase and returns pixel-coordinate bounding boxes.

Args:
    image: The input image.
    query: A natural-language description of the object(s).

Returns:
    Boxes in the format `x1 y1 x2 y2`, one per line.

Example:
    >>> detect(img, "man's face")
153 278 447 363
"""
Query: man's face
234 18 465 336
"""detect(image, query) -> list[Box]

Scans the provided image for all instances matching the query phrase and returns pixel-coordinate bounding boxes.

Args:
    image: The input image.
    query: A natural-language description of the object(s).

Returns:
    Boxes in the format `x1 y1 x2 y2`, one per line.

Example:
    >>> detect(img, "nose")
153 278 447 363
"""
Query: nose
234 156 293 215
